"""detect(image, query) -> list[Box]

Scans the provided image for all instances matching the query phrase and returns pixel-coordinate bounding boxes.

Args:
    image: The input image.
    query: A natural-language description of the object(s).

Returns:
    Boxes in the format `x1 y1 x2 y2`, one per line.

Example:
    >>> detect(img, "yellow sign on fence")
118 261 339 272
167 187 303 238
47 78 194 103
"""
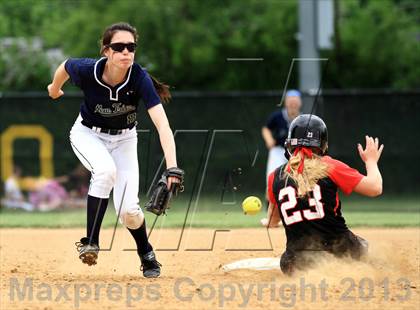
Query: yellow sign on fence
1 125 53 189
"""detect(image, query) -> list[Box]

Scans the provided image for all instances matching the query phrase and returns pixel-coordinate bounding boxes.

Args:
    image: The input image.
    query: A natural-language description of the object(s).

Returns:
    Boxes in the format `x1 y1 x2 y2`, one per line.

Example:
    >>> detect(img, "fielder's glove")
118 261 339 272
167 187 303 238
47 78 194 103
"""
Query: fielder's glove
145 167 184 216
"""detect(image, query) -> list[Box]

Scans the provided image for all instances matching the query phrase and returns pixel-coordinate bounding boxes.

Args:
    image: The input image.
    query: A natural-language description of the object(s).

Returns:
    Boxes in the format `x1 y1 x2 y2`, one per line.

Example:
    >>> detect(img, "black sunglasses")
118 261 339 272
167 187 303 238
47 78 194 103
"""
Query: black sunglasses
107 42 137 53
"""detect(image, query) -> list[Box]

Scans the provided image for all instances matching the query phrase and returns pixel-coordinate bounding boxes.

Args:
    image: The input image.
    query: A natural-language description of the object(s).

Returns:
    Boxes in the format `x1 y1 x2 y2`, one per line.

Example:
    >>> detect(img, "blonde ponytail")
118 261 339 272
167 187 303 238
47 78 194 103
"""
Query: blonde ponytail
284 148 329 197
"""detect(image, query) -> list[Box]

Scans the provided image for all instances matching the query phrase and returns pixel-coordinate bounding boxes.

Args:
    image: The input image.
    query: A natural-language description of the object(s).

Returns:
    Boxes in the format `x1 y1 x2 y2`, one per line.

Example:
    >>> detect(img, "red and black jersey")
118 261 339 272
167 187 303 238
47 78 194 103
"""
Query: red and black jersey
268 156 363 251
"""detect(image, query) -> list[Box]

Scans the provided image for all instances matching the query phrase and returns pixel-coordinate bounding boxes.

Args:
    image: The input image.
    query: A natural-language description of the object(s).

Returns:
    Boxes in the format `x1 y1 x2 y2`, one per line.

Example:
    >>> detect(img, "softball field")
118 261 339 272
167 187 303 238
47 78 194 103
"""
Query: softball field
1 227 419 309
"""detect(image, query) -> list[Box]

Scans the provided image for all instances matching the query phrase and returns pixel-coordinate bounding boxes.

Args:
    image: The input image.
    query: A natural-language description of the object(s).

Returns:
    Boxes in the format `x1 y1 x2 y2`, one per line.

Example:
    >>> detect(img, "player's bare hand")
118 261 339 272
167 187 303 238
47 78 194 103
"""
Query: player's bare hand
167 176 180 190
265 140 275 149
260 218 280 228
261 218 269 227
357 135 384 164
47 84 64 99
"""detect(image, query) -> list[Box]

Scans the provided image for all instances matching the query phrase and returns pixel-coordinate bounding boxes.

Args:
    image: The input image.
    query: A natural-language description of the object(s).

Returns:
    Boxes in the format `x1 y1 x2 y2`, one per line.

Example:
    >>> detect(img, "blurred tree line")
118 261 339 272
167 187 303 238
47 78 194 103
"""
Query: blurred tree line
0 0 418 91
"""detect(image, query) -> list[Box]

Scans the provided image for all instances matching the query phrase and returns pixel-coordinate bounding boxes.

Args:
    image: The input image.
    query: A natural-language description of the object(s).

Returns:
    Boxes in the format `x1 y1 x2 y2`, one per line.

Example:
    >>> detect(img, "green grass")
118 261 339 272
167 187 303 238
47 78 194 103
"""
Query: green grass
0 208 263 228
0 196 419 228
343 212 419 227
340 195 420 213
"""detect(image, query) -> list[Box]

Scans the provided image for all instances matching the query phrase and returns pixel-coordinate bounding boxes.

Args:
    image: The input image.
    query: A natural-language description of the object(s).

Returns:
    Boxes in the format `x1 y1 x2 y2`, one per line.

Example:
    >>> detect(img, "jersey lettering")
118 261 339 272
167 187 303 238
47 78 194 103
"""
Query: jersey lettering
127 112 137 125
279 185 324 225
303 185 325 220
279 186 302 225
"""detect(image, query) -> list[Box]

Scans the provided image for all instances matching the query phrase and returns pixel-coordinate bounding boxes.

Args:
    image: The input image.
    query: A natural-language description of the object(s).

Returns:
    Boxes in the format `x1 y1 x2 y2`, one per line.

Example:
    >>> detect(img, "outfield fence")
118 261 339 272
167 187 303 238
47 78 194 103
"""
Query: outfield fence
0 90 419 197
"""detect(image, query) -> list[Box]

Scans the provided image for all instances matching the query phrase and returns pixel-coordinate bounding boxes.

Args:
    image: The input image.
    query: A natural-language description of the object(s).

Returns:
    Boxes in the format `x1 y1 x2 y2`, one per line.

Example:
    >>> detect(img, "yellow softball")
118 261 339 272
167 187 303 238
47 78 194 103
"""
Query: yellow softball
242 196 262 215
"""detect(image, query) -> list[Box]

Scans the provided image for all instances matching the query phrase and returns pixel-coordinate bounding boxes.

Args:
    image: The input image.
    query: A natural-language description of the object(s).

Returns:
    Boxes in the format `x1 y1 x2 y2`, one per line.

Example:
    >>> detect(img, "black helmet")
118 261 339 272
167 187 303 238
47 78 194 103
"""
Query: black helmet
285 114 328 155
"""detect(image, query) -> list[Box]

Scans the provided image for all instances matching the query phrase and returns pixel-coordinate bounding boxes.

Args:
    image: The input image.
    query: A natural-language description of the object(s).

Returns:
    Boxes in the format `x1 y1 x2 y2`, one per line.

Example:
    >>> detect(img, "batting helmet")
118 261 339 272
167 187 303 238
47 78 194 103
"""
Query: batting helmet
285 114 328 155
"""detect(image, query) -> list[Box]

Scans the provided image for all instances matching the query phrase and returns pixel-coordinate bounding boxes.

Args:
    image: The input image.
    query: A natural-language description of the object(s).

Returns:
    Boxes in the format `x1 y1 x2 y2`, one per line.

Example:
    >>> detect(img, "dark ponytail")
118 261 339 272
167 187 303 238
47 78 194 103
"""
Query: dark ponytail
150 75 171 104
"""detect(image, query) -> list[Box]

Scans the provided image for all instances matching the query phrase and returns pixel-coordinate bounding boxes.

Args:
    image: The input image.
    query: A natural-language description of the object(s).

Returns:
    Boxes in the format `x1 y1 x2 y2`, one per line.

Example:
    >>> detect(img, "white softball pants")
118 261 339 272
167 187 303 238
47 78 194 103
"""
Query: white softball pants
69 115 144 229
266 145 288 184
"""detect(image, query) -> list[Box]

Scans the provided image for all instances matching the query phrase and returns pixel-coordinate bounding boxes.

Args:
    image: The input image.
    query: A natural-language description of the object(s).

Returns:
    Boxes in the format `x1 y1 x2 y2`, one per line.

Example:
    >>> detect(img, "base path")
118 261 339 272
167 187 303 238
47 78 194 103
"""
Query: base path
1 228 419 309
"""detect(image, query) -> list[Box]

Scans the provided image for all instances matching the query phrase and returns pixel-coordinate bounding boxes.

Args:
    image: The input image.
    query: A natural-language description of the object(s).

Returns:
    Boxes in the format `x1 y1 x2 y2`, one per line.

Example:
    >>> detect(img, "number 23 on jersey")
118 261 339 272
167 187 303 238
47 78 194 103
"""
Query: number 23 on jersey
279 185 325 225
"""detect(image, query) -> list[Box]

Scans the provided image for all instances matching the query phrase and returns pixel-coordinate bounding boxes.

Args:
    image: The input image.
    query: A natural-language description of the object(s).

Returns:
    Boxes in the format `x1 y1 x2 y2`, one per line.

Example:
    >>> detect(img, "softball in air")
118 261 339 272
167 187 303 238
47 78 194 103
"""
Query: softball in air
242 196 262 215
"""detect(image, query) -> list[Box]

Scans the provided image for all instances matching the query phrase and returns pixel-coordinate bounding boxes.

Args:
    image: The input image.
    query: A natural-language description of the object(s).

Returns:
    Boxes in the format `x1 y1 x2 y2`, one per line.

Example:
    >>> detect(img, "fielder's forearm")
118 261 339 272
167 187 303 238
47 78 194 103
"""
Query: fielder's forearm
262 127 275 149
148 104 178 168
158 125 178 169
51 61 70 90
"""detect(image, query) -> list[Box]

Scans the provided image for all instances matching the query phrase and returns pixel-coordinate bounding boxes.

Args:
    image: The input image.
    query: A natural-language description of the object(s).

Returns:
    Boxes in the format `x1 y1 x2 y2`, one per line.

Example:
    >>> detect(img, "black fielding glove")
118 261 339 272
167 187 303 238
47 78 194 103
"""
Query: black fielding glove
145 167 184 216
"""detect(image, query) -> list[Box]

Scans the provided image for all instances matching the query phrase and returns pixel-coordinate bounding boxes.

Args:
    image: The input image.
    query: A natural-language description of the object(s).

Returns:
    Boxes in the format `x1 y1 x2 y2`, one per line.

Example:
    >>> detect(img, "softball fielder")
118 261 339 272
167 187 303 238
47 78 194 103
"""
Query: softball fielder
47 22 183 278
262 90 302 182
264 114 383 275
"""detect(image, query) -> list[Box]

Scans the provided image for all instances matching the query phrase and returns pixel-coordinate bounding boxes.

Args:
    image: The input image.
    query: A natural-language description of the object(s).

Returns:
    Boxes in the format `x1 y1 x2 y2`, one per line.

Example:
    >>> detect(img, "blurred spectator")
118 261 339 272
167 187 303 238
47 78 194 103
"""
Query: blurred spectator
1 166 34 211
1 164 90 212
59 164 90 209
28 178 69 211
261 90 302 182
28 164 90 211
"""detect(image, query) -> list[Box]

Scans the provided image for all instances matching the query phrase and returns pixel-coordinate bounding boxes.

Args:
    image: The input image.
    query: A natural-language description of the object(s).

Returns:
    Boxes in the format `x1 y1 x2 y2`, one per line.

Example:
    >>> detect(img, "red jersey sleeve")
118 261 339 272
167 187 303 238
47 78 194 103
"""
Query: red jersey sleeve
322 156 364 195
267 171 276 205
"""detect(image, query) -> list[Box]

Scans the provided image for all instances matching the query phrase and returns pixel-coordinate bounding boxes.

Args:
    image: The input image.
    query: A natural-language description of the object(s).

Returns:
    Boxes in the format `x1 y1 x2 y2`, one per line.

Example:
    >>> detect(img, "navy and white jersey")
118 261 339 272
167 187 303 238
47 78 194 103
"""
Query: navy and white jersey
65 57 161 129
266 108 291 147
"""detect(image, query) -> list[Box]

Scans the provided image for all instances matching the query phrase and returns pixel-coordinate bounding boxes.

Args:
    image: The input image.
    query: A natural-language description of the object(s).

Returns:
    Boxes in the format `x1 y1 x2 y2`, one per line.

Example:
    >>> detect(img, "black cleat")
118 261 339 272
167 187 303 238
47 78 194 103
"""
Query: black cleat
75 237 99 266
140 251 161 278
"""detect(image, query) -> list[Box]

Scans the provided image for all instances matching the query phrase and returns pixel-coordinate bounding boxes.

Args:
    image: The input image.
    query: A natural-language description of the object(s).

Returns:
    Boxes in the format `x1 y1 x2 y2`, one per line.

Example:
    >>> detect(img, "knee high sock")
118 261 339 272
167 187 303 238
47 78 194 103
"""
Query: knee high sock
87 195 109 246
128 221 153 257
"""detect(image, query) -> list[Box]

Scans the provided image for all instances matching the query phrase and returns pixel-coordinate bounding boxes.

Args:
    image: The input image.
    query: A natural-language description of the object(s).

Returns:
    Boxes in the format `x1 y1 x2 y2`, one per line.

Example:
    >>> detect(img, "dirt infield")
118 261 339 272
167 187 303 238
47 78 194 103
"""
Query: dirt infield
1 228 419 309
